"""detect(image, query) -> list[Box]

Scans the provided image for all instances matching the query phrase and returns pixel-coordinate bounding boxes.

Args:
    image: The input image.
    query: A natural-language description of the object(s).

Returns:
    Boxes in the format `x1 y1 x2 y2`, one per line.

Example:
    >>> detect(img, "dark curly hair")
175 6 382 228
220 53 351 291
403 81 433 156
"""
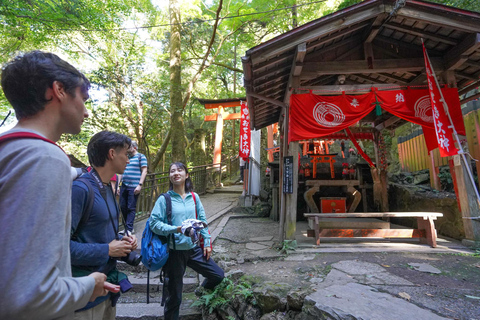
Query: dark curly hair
87 131 132 167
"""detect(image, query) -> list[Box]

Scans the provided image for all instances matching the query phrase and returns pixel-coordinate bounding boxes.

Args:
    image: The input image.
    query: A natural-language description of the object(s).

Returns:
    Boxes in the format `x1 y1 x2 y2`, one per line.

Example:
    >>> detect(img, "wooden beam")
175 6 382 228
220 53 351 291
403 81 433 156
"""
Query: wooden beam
300 58 443 78
465 59 480 68
251 5 384 64
375 115 403 130
307 228 426 238
204 112 241 122
384 21 458 46
373 35 443 57
308 22 370 51
408 73 426 85
364 14 387 43
397 7 480 33
445 33 480 70
458 79 480 96
460 92 480 104
284 43 307 105
253 64 290 84
309 37 361 59
203 101 242 109
456 71 477 81
372 44 403 59
353 73 388 84
364 42 374 69
376 73 409 84
254 52 292 74
300 83 406 93
249 93 286 109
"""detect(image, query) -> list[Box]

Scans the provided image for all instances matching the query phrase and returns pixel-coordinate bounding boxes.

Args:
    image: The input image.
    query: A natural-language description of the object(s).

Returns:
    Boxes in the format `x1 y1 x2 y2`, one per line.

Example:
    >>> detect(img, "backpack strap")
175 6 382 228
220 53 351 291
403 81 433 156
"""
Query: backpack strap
0 132 66 154
71 176 95 239
191 192 212 250
162 192 175 250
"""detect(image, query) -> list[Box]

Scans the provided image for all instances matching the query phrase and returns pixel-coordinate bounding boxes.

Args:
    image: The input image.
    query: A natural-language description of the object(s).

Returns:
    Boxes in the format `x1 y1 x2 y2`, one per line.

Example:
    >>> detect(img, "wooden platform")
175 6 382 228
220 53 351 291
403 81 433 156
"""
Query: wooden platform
304 212 443 248
307 217 390 230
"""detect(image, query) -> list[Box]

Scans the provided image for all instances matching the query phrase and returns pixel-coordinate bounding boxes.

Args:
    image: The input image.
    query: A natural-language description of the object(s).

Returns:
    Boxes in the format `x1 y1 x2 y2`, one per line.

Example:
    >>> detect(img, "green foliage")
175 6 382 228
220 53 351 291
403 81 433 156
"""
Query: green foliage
279 239 297 254
3 0 477 168
438 170 454 192
192 276 256 314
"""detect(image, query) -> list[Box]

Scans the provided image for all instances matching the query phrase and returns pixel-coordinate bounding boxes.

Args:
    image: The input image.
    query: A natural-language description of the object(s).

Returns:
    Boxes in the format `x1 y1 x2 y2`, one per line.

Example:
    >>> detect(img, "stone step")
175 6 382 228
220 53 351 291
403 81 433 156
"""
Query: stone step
128 273 199 293
116 292 201 320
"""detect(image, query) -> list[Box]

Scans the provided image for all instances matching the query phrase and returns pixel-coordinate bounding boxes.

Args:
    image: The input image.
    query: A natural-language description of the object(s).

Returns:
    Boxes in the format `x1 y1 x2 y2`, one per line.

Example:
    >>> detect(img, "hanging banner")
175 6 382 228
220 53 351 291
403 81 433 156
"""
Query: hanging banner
289 91 376 142
289 89 465 155
423 43 458 157
239 101 251 160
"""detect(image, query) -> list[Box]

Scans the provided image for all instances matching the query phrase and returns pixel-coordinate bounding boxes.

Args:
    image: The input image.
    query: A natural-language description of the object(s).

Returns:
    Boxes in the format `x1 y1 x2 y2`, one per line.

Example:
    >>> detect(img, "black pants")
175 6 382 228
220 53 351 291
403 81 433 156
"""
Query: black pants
119 186 138 232
163 247 224 320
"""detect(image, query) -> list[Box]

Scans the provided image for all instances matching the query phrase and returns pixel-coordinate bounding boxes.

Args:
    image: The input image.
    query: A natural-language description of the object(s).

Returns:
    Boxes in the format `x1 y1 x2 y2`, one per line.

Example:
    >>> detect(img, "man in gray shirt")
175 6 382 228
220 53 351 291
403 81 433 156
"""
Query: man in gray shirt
0 51 117 319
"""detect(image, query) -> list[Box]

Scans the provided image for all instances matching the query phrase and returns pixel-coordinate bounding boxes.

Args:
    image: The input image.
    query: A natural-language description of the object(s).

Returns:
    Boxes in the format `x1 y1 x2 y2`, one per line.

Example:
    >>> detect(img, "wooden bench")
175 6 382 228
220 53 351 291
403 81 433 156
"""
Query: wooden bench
304 212 443 248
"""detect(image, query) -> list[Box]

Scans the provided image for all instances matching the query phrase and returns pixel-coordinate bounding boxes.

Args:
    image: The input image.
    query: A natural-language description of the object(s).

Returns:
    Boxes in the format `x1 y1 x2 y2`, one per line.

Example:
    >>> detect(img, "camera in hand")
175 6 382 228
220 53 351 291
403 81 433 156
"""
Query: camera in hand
120 251 142 266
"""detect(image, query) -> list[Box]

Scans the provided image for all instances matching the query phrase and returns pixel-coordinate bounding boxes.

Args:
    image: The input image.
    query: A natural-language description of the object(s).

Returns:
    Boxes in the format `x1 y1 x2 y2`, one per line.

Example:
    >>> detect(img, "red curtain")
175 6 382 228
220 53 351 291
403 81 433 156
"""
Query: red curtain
289 91 375 142
289 88 465 153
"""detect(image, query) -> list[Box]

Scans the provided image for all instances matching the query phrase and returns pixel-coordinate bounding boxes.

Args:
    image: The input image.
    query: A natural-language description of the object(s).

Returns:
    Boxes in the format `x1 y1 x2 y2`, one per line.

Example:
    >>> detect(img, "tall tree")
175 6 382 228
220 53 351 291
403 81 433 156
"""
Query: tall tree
169 0 186 162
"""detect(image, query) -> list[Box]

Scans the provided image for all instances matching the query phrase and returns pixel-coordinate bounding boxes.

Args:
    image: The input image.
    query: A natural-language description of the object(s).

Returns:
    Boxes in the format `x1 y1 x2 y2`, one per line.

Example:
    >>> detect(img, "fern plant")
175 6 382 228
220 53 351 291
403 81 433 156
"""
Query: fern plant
192 276 257 313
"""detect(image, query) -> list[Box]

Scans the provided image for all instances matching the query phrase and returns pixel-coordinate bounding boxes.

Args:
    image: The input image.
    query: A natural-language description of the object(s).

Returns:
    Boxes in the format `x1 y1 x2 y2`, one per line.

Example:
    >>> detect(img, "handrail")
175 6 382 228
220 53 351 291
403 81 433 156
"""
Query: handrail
134 156 240 222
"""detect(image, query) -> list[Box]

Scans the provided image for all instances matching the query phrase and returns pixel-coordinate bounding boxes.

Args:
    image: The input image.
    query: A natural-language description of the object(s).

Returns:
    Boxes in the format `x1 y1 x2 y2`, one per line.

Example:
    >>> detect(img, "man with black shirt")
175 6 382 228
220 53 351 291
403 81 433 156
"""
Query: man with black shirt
71 131 138 319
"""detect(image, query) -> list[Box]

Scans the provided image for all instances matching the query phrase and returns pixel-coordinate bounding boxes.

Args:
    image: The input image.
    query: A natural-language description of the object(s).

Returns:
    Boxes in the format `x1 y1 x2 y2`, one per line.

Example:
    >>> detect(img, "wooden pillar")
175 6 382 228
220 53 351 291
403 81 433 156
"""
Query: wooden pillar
429 152 441 191
285 141 299 240
213 106 224 166
453 155 480 243
278 110 287 242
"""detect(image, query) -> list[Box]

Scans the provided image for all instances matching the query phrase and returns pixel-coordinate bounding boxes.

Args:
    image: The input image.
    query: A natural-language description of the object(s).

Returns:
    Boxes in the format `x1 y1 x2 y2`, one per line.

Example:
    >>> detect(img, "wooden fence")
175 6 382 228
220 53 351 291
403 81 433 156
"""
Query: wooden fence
134 156 240 221
398 100 480 184
397 130 447 172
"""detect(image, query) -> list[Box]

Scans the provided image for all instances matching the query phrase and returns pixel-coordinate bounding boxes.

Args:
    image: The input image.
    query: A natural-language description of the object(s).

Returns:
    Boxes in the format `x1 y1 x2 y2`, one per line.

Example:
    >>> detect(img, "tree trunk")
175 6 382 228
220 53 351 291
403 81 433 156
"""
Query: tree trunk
169 0 186 163
192 128 207 166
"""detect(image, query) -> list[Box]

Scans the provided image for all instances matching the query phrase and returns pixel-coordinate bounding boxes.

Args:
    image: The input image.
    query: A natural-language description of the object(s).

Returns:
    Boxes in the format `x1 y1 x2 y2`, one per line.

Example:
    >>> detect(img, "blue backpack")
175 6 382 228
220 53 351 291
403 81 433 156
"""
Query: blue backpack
141 193 173 271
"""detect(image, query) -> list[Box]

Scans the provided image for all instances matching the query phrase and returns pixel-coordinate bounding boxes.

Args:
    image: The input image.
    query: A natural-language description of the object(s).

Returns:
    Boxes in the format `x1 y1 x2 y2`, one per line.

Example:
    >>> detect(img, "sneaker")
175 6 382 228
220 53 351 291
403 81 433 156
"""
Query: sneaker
194 286 206 297
118 230 125 235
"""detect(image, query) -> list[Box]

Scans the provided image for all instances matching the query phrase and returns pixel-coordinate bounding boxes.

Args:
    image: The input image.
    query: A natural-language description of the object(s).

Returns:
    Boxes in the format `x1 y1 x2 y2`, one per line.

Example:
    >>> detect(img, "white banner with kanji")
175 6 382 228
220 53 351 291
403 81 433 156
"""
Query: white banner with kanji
239 101 250 160
423 43 458 157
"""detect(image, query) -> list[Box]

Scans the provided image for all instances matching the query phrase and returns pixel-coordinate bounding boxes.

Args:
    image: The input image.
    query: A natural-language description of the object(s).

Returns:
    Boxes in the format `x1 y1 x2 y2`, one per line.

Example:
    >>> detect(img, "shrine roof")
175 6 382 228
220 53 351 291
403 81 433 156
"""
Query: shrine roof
242 0 480 130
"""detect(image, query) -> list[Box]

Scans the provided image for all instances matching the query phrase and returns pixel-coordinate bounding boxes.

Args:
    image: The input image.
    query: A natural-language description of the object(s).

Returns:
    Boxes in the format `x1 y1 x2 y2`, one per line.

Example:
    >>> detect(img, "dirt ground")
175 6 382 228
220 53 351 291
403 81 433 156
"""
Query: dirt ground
213 215 480 320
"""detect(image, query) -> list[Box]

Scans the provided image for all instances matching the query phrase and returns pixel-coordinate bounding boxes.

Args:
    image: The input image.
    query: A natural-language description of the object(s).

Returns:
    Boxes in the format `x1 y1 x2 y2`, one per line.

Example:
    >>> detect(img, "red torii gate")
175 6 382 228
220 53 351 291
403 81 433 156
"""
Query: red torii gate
198 98 243 165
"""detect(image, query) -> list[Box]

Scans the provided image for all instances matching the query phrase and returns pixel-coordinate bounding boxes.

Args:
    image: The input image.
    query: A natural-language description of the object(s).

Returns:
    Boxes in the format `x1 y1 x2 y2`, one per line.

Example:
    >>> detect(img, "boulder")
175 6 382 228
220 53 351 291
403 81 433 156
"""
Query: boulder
253 282 290 313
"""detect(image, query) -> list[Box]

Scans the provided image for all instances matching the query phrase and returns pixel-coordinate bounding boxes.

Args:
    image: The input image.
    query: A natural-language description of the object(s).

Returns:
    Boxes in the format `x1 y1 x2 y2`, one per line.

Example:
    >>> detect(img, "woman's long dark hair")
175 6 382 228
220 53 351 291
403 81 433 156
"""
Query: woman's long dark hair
169 162 194 193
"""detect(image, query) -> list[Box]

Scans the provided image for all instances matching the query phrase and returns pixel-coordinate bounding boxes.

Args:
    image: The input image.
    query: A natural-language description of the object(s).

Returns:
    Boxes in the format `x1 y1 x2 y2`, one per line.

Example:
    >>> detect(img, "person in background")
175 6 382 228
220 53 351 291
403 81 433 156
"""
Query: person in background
0 50 115 320
149 162 224 320
118 141 147 234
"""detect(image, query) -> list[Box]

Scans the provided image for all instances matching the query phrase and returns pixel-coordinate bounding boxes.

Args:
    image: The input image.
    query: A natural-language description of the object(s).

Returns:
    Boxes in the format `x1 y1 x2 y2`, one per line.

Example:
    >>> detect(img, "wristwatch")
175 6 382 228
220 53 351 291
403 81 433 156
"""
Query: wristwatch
139 183 143 186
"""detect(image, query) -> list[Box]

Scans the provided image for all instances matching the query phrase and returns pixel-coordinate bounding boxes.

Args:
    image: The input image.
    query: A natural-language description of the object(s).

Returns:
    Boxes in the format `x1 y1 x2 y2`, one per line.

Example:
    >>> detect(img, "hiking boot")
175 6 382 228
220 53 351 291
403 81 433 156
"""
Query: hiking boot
194 286 207 297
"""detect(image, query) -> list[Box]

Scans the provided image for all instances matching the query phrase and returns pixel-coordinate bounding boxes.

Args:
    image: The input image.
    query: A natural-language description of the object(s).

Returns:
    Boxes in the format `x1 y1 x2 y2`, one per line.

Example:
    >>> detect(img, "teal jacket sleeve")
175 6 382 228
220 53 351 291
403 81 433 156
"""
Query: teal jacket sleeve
194 193 211 248
150 194 178 235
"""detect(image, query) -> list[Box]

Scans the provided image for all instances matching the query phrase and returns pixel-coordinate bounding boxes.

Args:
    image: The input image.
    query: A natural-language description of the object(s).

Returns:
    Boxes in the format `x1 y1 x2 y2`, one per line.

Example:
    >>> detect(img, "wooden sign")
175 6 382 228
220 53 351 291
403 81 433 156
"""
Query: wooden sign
283 156 293 194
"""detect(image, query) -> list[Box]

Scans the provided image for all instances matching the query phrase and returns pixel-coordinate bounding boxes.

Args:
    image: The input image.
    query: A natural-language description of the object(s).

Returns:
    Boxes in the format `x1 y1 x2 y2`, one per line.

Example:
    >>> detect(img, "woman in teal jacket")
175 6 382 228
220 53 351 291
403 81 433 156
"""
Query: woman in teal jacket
149 162 224 320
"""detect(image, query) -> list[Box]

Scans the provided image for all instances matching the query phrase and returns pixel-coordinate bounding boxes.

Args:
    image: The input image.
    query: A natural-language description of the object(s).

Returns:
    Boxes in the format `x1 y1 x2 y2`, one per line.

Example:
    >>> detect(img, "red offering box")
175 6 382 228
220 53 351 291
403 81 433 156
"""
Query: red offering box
320 197 346 213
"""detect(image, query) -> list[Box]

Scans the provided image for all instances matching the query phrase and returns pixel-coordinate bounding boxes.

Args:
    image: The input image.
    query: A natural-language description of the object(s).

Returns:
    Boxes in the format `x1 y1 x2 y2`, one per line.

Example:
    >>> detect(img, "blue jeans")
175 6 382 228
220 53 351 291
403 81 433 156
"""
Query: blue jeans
119 186 138 232
163 247 224 320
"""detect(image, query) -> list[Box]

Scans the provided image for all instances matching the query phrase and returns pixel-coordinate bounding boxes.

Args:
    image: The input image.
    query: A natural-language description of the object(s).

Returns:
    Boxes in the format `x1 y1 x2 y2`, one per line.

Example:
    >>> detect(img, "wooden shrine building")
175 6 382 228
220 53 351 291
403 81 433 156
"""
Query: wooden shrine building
241 0 480 244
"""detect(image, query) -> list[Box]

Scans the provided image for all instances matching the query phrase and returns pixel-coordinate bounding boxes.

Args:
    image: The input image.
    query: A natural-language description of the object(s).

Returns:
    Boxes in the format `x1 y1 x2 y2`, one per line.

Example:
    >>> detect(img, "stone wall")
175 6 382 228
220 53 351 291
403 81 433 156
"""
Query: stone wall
388 184 465 240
